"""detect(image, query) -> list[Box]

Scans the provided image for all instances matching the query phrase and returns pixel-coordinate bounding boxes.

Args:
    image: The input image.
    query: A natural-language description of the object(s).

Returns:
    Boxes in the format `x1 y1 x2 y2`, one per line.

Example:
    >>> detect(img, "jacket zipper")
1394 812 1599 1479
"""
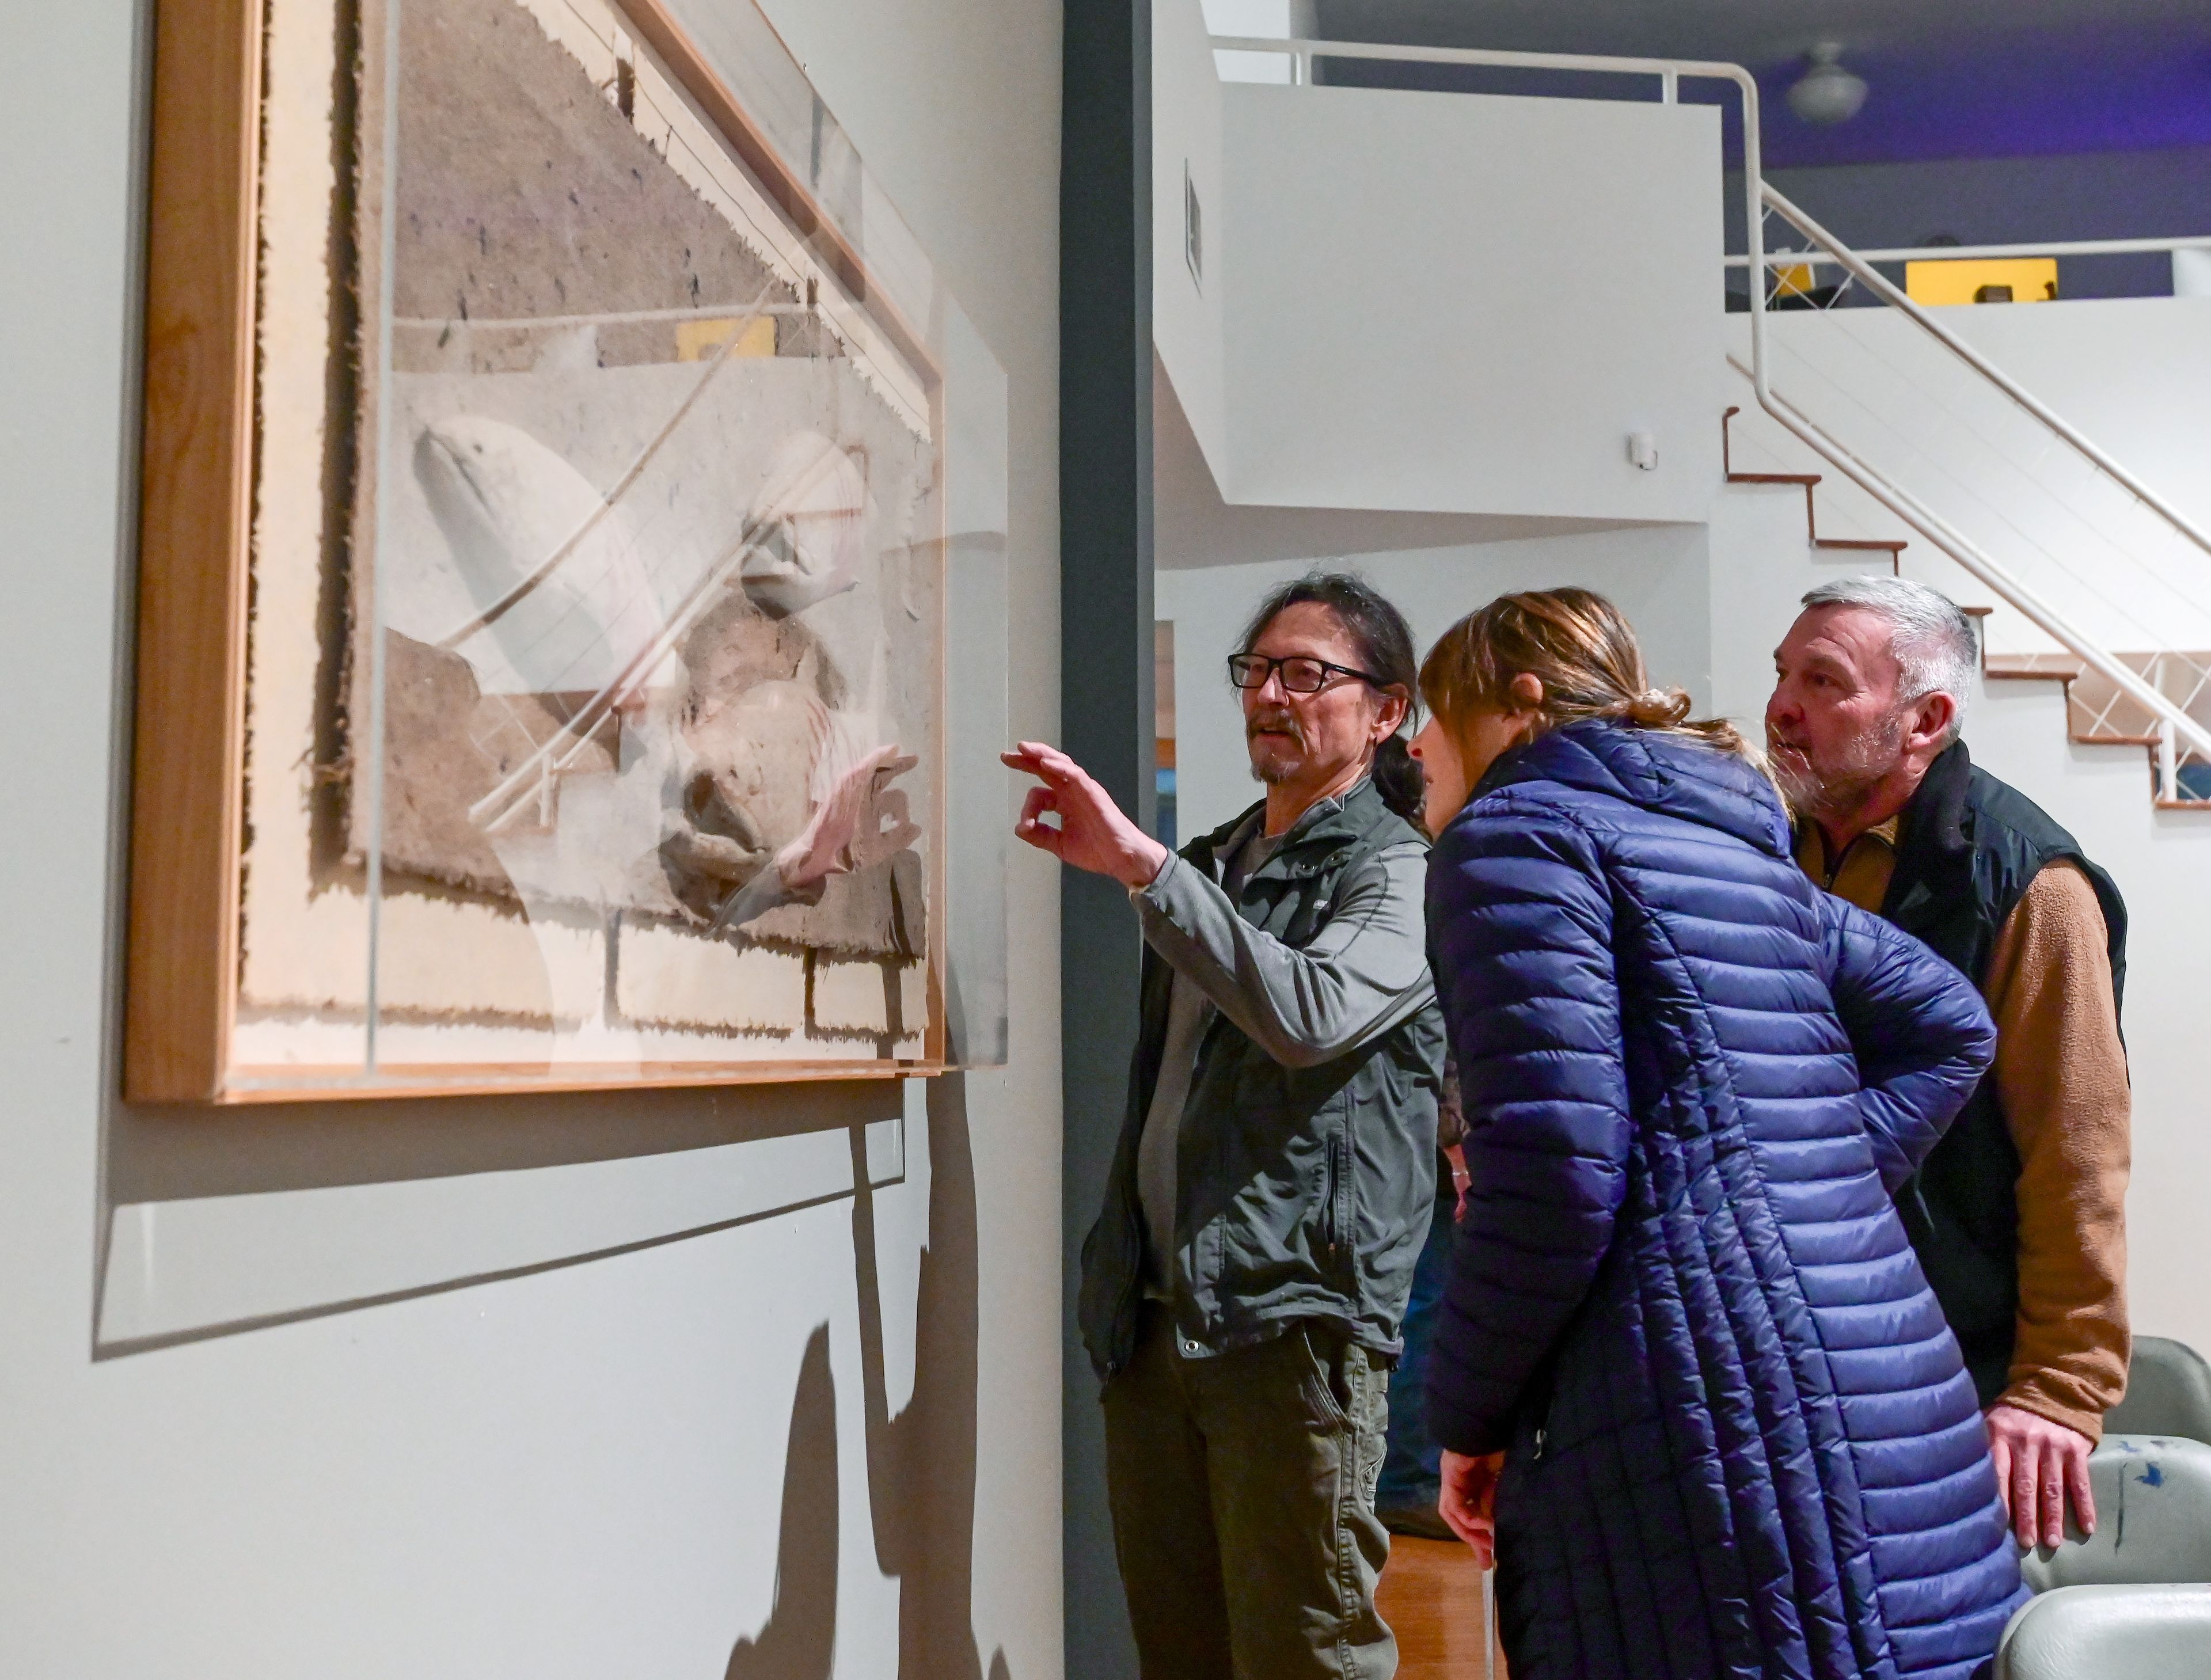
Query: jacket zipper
1324 1131 1348 1259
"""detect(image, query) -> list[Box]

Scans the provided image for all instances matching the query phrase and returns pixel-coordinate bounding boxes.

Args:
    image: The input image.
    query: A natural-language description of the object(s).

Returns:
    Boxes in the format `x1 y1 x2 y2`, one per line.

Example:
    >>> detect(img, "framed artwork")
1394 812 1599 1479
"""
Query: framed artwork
128 0 1009 1101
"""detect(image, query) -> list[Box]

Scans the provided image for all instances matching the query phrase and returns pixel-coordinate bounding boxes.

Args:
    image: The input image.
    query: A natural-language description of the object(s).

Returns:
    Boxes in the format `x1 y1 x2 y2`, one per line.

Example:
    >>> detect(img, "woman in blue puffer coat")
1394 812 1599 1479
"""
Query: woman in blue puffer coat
1410 589 2026 1680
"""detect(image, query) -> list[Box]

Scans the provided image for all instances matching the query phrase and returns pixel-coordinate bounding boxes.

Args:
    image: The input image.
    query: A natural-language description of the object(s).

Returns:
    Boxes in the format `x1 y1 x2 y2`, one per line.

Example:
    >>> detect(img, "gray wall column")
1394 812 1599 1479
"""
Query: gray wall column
1059 0 1153 1674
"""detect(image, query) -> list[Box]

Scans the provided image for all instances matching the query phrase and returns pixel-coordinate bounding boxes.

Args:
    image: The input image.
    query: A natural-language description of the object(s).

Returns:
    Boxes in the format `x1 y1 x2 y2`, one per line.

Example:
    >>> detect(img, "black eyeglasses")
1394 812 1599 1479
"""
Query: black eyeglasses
1226 653 1385 695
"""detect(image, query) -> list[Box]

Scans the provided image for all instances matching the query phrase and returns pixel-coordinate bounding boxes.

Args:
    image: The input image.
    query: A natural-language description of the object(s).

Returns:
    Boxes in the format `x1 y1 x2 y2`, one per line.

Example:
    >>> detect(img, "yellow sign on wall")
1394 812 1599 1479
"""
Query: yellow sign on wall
674 313 778 360
1904 258 2059 306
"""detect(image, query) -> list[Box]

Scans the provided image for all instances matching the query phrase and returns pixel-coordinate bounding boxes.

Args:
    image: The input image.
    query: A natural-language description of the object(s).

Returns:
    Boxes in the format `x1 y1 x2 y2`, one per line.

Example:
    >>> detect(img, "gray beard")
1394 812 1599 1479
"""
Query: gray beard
1770 711 1904 827
1247 714 1305 785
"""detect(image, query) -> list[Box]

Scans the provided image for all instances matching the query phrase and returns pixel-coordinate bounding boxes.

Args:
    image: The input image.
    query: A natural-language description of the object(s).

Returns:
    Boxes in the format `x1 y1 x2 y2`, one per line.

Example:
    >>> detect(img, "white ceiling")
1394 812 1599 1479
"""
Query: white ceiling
1152 355 1643 572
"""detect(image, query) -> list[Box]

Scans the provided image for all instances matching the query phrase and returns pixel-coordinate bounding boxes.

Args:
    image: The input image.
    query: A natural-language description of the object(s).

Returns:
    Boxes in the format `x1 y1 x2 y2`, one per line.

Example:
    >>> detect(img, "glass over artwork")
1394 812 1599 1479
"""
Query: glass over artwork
232 0 1008 1092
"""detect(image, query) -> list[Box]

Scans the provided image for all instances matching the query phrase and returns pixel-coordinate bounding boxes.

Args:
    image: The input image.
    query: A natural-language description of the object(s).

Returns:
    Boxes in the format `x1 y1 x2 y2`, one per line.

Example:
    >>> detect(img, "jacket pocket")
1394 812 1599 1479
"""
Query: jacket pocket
1323 1130 1353 1269
1297 1323 1356 1428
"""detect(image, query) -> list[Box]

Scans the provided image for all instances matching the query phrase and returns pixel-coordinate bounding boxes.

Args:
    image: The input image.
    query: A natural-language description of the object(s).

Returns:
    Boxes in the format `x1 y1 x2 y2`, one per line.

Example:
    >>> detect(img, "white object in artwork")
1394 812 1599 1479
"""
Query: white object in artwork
418 413 681 697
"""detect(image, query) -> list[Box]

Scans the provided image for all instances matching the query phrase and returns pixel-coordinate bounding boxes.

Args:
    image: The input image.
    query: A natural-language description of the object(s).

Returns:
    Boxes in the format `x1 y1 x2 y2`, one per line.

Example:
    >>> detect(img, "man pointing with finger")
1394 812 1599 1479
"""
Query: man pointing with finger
1009 572 1445 1680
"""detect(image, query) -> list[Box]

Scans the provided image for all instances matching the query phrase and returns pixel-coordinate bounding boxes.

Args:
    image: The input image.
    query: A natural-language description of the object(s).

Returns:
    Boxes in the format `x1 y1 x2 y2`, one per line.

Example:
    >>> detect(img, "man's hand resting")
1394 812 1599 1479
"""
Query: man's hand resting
1002 740 1169 890
1438 1449 1505 1568
1986 1402 2096 1550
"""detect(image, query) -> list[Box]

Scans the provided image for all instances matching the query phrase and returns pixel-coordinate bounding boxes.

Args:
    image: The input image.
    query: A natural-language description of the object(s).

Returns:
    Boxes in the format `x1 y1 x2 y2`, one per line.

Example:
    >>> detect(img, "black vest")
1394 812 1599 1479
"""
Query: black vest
1878 741 2128 1404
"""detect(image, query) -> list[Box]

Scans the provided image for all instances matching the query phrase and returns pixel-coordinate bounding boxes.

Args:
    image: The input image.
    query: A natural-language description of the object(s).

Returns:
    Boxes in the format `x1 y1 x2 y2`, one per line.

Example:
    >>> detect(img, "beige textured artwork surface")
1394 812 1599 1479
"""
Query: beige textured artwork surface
234 0 940 1084
811 959 895 1037
613 927 805 1034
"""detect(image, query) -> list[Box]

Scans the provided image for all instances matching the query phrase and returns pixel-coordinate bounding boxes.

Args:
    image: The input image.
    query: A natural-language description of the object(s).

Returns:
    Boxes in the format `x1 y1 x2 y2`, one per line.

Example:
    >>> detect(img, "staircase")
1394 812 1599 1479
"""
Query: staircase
1982 652 2211 804
1722 313 2211 813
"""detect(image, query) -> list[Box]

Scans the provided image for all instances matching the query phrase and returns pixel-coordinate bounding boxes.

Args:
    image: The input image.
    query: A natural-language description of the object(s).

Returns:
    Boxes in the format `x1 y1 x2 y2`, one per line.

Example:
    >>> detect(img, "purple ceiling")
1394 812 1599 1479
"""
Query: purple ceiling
1746 24 2211 168
1311 17 2211 170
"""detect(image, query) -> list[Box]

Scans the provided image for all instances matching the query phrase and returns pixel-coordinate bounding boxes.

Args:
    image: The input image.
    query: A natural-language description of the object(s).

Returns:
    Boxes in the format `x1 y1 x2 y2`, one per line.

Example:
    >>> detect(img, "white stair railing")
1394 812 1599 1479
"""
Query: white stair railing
1727 347 2211 778
1737 188 2211 779
1211 33 2211 786
1754 187 2211 565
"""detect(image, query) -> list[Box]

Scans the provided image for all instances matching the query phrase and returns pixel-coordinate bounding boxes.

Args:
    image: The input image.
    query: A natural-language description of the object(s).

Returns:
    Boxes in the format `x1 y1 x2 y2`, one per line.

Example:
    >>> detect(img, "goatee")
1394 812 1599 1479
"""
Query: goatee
1767 714 1902 828
1247 710 1304 785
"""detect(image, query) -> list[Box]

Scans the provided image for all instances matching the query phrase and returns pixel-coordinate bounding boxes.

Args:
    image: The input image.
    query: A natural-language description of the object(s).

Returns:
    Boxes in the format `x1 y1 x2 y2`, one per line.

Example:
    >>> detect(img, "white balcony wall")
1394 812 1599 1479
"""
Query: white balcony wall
1156 0 1726 524
1223 83 1723 520
1155 0 1230 476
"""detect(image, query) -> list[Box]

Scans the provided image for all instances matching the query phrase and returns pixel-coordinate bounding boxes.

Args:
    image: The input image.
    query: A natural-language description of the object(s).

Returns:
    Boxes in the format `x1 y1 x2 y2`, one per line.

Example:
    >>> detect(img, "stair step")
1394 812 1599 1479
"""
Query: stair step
1719 402 2209 818
1985 653 2087 681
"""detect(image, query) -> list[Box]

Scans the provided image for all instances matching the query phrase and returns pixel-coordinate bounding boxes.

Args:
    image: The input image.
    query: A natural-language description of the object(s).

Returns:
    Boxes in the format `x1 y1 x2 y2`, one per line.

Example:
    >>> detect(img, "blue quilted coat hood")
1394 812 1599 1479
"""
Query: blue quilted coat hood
1424 721 2025 1680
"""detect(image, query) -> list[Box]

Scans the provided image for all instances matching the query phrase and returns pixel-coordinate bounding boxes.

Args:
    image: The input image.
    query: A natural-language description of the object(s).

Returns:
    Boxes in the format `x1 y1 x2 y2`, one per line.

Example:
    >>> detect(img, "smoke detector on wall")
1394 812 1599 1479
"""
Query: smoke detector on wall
1787 43 1868 127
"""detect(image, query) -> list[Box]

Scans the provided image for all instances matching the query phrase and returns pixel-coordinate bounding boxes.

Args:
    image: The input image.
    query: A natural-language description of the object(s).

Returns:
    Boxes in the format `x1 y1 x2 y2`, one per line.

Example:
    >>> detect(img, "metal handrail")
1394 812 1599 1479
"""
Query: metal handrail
1213 32 2211 774
1728 233 2211 268
1728 356 2211 767
1757 184 2211 564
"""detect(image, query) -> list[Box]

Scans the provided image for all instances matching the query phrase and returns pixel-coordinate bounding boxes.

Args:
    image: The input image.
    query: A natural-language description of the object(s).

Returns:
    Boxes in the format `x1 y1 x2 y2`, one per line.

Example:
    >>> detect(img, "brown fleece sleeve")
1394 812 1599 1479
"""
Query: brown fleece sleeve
1983 861 2131 1441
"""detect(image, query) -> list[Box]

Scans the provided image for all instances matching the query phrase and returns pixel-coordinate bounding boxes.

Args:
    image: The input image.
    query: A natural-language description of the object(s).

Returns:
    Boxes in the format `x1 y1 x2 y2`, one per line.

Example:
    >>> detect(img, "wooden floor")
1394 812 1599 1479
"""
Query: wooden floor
1377 1536 1502 1679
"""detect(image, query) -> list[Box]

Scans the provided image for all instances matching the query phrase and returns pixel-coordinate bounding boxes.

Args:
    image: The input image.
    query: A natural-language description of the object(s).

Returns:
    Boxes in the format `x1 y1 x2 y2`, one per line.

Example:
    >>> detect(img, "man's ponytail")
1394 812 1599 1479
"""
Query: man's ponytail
1370 733 1426 827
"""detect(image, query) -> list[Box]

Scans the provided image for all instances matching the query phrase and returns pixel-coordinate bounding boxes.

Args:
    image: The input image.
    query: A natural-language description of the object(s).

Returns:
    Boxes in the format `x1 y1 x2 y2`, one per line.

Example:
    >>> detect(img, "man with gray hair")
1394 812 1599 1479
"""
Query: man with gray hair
1768 575 2130 1554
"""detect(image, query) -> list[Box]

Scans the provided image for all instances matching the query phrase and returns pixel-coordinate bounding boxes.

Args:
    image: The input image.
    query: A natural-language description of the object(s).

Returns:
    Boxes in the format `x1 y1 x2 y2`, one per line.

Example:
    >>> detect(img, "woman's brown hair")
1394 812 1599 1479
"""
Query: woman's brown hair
1419 587 1758 763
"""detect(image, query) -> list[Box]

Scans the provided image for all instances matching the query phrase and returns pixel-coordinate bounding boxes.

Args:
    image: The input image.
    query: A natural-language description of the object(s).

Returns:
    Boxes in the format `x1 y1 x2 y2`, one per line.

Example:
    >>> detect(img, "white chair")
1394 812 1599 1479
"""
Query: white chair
1996 1585 2211 1679
2103 1337 2211 1445
2021 1434 2211 1591
2000 1405 2211 1675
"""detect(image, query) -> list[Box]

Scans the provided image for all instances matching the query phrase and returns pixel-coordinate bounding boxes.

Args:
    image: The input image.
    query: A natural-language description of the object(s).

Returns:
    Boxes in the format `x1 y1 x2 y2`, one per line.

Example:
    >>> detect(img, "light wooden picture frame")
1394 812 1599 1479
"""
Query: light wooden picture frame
128 0 1001 1102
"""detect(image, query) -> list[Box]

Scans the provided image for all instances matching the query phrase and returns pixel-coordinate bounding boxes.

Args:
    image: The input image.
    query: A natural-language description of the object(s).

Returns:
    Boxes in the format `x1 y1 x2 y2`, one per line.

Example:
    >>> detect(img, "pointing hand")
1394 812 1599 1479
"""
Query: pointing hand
1001 740 1169 890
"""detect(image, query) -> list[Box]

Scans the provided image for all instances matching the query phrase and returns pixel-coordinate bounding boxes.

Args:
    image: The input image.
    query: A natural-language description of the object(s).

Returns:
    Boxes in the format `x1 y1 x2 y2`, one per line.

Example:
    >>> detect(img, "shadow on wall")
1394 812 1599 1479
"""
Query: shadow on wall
727 1074 1013 1680
104 1080 880 1203
727 1323 841 1680
92 1078 902 1355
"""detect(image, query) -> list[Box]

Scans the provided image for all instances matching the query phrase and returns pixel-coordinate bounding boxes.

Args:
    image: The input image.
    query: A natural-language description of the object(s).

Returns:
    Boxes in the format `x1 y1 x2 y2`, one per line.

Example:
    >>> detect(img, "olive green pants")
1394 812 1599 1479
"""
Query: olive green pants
1101 1305 1396 1680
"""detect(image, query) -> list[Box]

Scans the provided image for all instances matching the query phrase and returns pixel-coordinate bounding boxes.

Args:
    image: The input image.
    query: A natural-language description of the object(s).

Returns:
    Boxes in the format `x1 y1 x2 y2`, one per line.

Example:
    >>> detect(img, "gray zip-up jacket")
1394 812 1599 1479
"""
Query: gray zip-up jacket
1078 777 1447 1379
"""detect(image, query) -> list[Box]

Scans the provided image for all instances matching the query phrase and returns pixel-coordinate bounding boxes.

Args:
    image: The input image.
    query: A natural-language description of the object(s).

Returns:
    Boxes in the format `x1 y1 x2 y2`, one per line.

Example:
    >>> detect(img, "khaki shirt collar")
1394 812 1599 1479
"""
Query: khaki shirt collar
1795 814 1903 915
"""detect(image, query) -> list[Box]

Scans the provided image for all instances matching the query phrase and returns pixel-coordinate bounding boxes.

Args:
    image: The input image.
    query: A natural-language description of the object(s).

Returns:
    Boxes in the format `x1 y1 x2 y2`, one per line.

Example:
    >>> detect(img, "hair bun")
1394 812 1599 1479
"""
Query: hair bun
1626 687 1693 728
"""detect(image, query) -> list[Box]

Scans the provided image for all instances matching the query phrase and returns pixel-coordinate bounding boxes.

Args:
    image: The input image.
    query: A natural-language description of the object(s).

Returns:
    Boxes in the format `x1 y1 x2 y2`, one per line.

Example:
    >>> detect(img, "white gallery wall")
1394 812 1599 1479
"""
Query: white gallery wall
1152 0 1228 472
0 1 1063 1675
